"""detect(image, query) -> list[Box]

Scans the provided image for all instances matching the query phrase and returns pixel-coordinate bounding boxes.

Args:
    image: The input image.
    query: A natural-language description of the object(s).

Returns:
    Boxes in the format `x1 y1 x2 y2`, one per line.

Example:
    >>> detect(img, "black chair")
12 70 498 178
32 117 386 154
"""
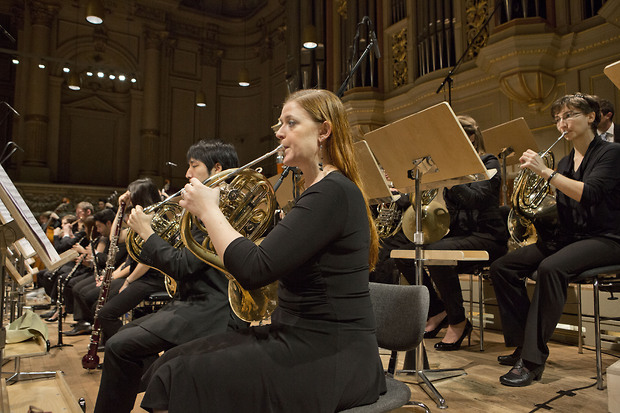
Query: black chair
571 264 620 390
339 282 431 413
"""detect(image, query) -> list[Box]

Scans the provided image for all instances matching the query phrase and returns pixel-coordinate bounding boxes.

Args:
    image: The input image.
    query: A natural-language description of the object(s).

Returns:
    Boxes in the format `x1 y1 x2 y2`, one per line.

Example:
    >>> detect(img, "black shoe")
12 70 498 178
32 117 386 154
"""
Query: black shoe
434 320 473 351
40 308 56 319
424 316 449 339
499 359 544 387
498 347 522 366
63 322 92 336
45 310 66 322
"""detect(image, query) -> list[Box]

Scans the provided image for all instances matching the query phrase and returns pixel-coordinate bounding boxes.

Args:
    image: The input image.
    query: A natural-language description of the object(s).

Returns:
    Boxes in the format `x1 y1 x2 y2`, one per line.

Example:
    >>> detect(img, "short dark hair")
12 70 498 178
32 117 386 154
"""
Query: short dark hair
127 178 161 207
93 208 115 224
598 98 615 120
186 139 239 170
550 93 600 133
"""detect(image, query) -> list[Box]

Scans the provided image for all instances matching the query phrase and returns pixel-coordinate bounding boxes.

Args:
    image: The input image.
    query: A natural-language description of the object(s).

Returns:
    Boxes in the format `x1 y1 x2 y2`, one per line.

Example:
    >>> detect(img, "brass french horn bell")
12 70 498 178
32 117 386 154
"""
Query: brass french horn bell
401 188 450 245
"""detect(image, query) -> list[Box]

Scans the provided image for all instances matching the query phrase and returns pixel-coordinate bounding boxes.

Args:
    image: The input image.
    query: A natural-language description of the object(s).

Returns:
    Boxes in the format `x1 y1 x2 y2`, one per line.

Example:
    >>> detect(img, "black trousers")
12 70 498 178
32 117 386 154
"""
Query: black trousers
64 271 92 313
94 323 174 413
98 277 165 343
490 236 620 365
73 276 97 323
397 235 507 326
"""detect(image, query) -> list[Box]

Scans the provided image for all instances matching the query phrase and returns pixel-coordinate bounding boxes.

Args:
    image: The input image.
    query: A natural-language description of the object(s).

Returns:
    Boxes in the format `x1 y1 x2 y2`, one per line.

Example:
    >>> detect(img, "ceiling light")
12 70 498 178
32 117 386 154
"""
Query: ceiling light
130 77 137 83
97 71 105 78
196 90 206 107
67 72 81 90
302 25 318 49
63 67 70 73
11 57 19 65
85 0 105 25
118 74 126 81
238 68 250 87
86 71 93 76
38 61 46 69
109 74 115 80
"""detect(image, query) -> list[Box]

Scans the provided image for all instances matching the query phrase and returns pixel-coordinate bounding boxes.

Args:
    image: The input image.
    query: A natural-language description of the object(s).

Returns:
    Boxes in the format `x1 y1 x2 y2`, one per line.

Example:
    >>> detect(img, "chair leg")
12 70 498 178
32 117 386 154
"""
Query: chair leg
593 278 604 390
478 273 484 351
578 283 583 354
468 273 473 347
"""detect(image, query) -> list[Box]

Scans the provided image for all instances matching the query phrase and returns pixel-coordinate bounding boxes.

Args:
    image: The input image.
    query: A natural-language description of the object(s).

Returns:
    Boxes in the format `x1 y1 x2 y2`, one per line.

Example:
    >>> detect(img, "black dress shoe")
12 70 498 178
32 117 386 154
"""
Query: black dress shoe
63 322 92 336
434 320 473 351
40 308 57 319
45 311 66 322
499 359 544 387
498 347 522 366
424 316 449 339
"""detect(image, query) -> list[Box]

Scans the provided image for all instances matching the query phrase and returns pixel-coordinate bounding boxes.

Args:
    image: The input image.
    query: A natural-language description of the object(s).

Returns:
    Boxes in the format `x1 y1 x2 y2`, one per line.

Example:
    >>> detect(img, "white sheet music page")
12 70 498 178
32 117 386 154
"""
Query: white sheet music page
0 165 59 261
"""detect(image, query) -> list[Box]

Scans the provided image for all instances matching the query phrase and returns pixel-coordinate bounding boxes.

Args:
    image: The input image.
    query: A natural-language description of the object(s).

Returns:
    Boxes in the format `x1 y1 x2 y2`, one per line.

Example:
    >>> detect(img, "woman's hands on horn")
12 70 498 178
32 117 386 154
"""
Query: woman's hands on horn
519 149 550 177
127 206 155 241
178 177 221 221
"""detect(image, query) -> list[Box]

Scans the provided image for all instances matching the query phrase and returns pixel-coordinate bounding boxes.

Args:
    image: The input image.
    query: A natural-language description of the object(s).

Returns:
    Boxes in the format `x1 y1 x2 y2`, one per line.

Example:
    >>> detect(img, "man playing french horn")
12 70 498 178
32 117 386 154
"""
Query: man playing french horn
94 139 248 413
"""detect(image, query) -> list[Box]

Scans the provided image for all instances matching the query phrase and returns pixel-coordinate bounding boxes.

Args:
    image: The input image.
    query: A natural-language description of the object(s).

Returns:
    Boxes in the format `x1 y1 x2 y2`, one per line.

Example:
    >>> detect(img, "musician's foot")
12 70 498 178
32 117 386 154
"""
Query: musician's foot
40 308 56 319
63 321 92 336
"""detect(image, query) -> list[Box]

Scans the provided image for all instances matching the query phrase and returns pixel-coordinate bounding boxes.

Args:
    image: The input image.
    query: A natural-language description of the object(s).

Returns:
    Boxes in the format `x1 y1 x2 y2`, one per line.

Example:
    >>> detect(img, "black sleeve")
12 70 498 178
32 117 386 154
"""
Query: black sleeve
139 229 208 282
445 154 501 209
223 178 348 290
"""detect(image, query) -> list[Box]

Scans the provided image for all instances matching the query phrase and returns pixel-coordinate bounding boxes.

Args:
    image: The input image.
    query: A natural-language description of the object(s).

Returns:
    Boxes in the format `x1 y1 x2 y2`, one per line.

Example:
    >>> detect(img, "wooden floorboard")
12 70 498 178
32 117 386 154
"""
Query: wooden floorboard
2 309 617 412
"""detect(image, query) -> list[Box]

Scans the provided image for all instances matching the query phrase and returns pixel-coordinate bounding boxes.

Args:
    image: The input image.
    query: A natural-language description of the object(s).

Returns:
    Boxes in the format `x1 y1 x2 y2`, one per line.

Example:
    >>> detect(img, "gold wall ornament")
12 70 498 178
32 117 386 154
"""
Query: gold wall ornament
465 0 489 60
392 28 407 88
499 70 556 111
337 0 347 18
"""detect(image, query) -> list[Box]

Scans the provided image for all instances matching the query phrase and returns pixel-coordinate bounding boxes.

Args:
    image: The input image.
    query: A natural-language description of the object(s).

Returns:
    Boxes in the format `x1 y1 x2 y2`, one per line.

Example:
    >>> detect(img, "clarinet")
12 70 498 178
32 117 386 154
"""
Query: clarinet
82 202 125 370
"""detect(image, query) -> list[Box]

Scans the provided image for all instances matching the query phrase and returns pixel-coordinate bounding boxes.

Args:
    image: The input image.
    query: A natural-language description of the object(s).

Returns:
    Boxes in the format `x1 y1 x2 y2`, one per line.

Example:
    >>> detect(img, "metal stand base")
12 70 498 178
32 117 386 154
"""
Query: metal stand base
398 349 466 409
4 356 56 385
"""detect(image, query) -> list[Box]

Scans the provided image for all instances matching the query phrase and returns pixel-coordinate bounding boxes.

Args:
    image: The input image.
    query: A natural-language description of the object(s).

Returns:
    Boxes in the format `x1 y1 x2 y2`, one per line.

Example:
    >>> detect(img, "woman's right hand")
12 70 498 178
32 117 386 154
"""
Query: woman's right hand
179 177 221 221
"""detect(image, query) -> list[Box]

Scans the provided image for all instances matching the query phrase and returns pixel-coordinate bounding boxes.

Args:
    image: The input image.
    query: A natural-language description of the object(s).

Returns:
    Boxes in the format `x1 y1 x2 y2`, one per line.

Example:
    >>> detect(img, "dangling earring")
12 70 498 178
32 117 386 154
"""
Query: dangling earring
318 143 324 171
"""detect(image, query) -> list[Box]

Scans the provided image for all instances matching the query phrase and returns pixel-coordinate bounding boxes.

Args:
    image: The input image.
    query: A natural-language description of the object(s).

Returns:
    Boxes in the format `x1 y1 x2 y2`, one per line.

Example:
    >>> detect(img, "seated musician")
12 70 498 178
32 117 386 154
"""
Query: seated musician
94 140 248 413
491 93 620 387
91 178 168 343
64 208 128 336
139 89 386 413
396 115 508 350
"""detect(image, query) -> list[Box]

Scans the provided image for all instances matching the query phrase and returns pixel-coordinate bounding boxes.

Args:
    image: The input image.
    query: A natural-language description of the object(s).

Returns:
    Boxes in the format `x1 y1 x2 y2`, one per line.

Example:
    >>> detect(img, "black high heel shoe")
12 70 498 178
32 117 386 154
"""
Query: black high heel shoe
434 320 472 351
424 316 449 339
45 310 66 322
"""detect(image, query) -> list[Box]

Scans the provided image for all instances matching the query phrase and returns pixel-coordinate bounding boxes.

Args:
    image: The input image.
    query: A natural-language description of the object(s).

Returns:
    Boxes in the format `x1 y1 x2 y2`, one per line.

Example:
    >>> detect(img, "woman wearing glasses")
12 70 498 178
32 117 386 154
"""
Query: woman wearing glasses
490 93 620 387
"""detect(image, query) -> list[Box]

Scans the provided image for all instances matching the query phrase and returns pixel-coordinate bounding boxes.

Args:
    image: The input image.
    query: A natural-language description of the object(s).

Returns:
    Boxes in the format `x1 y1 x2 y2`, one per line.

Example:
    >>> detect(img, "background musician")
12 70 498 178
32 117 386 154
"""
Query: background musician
396 115 508 351
596 97 620 143
94 140 247 413
93 178 167 344
491 93 620 387
140 89 386 413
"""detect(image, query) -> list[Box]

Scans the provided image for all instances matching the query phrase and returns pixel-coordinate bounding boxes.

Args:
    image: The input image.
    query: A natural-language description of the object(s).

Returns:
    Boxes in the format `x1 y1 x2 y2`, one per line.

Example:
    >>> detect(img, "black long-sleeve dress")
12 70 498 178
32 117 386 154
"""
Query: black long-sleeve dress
141 171 386 413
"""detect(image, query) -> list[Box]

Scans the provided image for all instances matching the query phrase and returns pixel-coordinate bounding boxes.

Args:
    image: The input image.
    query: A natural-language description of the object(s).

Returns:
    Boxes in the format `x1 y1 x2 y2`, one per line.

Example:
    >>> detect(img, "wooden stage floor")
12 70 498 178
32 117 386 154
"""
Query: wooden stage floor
3 309 617 412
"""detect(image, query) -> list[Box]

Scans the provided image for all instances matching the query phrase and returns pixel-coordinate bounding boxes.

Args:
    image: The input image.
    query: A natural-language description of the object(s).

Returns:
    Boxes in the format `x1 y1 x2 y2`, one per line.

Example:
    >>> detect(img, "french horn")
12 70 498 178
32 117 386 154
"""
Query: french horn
180 146 282 322
401 188 450 245
508 132 565 247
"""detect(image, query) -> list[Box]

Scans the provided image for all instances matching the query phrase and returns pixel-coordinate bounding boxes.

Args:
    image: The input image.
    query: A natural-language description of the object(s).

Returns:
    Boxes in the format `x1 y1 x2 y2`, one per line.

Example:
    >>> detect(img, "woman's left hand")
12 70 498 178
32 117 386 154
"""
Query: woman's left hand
179 177 221 220
519 149 547 176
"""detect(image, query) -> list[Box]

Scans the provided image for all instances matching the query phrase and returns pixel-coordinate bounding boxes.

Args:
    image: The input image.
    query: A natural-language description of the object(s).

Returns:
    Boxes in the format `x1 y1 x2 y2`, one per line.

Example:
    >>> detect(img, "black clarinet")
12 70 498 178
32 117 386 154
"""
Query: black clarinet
82 202 125 370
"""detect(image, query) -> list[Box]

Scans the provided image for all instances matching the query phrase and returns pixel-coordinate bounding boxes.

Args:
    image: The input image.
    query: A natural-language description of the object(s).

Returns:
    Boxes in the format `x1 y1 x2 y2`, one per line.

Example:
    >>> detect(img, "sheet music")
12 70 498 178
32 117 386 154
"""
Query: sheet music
0 198 13 224
0 165 59 260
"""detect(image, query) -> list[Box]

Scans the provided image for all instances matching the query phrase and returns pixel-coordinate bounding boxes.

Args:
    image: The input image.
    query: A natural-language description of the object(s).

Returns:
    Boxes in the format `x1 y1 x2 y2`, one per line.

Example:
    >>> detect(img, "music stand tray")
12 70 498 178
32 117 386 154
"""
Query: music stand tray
365 102 494 409
482 117 538 204
605 60 620 89
354 140 398 205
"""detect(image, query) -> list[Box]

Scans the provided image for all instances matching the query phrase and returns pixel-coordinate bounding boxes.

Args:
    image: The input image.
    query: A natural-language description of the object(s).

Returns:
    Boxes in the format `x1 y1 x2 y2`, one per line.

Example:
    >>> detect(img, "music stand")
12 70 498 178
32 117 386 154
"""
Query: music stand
365 102 493 409
354 140 398 205
0 165 77 366
604 59 620 89
482 117 539 205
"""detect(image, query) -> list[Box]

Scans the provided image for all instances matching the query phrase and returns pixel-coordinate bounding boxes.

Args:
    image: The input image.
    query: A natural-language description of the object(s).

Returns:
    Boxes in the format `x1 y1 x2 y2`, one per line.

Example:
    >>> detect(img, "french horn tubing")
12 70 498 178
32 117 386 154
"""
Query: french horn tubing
508 131 565 247
180 145 283 322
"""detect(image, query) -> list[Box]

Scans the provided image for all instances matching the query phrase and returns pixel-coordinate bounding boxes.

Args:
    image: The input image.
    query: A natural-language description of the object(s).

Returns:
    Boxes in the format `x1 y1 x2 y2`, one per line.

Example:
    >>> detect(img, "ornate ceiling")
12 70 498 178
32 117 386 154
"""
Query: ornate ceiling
179 0 269 18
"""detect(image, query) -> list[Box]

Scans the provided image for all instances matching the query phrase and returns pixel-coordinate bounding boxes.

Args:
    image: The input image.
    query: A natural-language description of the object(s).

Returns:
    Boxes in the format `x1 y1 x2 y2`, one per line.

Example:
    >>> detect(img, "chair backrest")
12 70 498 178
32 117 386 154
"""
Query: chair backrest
368 282 429 352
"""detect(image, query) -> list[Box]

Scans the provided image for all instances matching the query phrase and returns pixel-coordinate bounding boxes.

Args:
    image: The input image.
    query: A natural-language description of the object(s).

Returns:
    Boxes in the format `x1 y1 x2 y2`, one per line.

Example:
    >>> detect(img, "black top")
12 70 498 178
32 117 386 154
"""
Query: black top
141 171 386 413
444 153 508 243
135 227 246 345
556 135 620 244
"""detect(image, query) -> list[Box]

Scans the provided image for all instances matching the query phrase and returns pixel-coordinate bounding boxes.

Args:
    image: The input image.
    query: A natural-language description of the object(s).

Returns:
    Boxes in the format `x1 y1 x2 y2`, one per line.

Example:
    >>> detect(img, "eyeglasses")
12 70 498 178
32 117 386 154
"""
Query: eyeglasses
554 111 582 124
271 121 282 134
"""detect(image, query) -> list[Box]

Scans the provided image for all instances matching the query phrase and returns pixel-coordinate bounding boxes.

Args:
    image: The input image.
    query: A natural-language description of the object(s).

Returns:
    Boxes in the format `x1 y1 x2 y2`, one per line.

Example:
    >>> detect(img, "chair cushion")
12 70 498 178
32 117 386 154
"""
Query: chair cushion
571 265 620 284
337 377 411 413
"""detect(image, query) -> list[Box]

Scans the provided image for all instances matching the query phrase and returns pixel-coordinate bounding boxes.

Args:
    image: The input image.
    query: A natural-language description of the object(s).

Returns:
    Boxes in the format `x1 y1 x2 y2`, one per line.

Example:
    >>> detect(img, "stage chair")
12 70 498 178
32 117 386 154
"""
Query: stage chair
338 282 430 413
571 264 620 390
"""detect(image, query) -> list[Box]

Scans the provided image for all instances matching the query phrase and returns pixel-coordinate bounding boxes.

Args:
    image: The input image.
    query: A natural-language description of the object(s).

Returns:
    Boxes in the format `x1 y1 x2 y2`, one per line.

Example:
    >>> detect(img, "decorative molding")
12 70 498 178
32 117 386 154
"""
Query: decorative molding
29 0 60 26
337 0 347 19
465 0 489 60
392 28 407 88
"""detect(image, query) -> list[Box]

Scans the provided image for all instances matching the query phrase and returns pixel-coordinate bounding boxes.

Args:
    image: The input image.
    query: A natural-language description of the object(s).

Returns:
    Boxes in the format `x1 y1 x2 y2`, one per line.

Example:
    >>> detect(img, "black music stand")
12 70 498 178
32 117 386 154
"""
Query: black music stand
365 102 494 409
482 117 540 206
